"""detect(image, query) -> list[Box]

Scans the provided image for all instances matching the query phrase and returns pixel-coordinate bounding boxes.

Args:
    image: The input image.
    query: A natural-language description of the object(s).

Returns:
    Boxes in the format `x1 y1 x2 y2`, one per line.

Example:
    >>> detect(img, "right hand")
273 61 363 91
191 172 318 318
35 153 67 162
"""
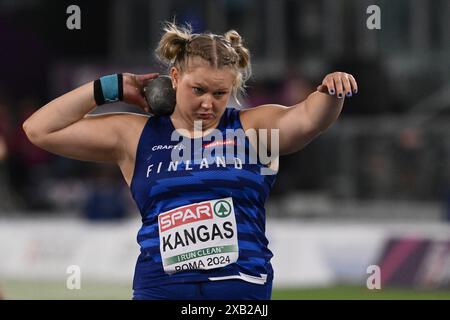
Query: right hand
122 72 159 112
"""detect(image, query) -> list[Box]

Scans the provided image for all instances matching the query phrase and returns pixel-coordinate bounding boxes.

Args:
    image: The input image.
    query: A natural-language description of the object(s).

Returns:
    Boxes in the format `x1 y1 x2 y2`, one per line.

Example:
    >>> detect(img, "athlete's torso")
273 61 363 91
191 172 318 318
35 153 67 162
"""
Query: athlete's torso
130 107 277 289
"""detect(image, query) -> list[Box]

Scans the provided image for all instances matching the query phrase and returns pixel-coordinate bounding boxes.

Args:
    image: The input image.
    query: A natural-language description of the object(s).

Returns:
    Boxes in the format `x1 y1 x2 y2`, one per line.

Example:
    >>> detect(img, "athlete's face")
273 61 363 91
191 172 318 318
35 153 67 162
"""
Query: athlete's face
170 58 235 131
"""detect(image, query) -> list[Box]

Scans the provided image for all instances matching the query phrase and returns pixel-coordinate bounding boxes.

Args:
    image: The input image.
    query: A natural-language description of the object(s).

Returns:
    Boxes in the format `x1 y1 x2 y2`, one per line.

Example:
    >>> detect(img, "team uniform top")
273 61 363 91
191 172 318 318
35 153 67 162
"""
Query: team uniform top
130 107 277 289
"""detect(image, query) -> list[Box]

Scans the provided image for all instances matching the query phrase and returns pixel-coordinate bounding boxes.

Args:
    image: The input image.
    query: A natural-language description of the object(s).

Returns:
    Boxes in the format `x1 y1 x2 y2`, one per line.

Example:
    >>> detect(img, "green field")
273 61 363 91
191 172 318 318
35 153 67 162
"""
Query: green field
2 280 450 300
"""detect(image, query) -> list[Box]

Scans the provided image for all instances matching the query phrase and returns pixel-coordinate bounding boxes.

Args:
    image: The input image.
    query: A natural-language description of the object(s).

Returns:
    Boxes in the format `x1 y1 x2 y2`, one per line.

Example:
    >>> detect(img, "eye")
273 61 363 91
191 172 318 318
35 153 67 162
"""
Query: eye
193 87 205 95
213 91 227 98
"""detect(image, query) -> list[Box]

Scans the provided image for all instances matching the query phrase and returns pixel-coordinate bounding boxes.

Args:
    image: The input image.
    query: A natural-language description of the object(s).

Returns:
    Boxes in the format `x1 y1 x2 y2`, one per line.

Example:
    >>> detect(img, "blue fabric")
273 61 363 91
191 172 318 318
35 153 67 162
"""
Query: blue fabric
130 108 277 289
100 74 119 102
132 279 272 300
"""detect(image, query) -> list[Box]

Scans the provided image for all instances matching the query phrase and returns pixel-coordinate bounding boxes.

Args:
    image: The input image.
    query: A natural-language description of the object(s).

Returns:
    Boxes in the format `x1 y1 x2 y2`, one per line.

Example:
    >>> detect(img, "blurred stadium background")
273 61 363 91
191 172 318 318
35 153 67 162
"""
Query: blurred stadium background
1 0 450 299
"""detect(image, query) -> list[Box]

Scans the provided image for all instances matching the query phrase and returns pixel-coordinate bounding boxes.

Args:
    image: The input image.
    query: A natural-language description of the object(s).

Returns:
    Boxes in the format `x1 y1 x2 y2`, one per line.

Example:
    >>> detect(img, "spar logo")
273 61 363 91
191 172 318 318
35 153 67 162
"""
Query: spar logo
159 202 213 232
214 200 231 218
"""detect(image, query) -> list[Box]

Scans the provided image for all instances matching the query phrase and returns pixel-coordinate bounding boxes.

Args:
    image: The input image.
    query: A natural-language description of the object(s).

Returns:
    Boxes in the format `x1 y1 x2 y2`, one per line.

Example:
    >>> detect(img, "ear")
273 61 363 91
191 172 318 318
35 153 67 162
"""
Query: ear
170 67 179 89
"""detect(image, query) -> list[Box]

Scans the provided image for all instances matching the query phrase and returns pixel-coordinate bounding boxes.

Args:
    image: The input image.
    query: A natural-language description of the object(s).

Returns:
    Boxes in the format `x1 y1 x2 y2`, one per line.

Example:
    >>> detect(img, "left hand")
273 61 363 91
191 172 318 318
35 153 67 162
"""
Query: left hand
317 72 358 98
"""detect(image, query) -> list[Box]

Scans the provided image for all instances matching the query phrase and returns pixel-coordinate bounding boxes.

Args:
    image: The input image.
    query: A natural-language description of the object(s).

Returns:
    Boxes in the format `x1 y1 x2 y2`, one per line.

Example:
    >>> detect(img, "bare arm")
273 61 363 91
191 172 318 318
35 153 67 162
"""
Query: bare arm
241 72 358 155
22 73 158 163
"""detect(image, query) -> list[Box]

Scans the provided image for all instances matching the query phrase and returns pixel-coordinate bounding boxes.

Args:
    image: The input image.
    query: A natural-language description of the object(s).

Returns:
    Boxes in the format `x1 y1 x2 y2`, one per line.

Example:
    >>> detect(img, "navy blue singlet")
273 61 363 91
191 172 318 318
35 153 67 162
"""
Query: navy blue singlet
130 107 277 290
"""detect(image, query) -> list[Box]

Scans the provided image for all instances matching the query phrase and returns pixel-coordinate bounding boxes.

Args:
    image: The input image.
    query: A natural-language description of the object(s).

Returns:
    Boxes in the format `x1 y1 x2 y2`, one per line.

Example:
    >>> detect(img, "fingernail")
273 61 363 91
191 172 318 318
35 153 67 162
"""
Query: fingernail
346 92 352 97
329 89 335 95
338 93 343 98
354 89 358 94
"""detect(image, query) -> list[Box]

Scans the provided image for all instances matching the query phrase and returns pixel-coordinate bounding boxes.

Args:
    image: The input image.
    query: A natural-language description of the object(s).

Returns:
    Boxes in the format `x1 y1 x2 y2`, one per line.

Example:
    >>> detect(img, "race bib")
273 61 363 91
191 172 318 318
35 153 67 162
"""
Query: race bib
158 197 239 274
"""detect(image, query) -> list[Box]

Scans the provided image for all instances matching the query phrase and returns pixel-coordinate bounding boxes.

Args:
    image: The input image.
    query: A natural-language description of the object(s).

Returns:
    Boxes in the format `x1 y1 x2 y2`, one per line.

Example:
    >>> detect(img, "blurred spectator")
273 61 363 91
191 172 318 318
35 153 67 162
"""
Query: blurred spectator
0 134 6 161
0 95 11 157
357 138 393 200
445 188 450 222
246 81 281 107
279 72 314 106
0 97 13 211
392 128 426 200
6 98 52 210
82 164 128 221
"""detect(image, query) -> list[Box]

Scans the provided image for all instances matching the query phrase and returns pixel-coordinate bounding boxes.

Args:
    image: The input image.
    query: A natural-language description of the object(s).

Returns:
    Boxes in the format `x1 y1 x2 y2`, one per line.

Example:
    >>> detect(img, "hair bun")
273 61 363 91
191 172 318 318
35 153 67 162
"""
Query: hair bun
156 22 192 63
224 30 242 47
224 30 249 69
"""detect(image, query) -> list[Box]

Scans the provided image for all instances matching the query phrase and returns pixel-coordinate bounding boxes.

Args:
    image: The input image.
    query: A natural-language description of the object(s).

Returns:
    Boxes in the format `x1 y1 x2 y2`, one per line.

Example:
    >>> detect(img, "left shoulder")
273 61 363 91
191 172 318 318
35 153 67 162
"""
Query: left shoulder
238 104 293 131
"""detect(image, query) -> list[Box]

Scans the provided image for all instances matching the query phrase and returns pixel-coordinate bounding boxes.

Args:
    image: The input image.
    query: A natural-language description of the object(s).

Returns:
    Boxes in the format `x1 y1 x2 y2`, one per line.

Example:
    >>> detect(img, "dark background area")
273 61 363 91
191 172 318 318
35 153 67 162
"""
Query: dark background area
1 0 449 219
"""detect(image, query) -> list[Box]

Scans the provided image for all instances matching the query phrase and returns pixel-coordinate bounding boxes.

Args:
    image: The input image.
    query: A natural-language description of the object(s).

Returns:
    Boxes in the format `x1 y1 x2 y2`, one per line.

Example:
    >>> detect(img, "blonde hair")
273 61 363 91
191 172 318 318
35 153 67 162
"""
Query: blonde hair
155 22 251 104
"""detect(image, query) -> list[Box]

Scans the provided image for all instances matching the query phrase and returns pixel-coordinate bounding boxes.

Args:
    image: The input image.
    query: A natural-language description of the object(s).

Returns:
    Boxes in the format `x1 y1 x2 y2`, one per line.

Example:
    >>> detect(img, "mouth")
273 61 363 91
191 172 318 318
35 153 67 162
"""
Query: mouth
196 113 214 120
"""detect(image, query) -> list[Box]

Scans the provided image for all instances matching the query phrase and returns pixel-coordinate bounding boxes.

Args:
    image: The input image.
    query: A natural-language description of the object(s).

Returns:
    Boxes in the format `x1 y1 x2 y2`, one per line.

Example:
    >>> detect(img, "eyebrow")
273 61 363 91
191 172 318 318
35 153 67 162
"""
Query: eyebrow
193 83 229 91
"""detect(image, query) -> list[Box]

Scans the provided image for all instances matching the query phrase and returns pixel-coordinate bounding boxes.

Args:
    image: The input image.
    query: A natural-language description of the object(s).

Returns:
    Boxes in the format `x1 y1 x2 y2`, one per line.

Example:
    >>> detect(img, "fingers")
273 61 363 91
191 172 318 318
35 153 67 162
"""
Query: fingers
324 77 335 95
333 74 344 98
320 72 358 98
348 74 358 94
316 84 328 93
342 74 353 97
136 73 160 85
123 73 159 89
137 95 150 112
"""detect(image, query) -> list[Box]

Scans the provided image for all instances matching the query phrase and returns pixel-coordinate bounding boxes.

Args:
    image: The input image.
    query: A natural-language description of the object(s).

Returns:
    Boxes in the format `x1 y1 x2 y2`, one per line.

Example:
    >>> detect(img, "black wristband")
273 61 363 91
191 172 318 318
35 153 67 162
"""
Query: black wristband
117 73 123 101
93 79 105 106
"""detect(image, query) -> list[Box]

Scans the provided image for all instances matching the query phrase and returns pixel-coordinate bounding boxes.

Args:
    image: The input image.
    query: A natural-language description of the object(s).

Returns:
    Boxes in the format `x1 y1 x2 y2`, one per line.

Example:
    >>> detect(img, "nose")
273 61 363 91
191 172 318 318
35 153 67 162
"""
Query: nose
200 95 213 110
